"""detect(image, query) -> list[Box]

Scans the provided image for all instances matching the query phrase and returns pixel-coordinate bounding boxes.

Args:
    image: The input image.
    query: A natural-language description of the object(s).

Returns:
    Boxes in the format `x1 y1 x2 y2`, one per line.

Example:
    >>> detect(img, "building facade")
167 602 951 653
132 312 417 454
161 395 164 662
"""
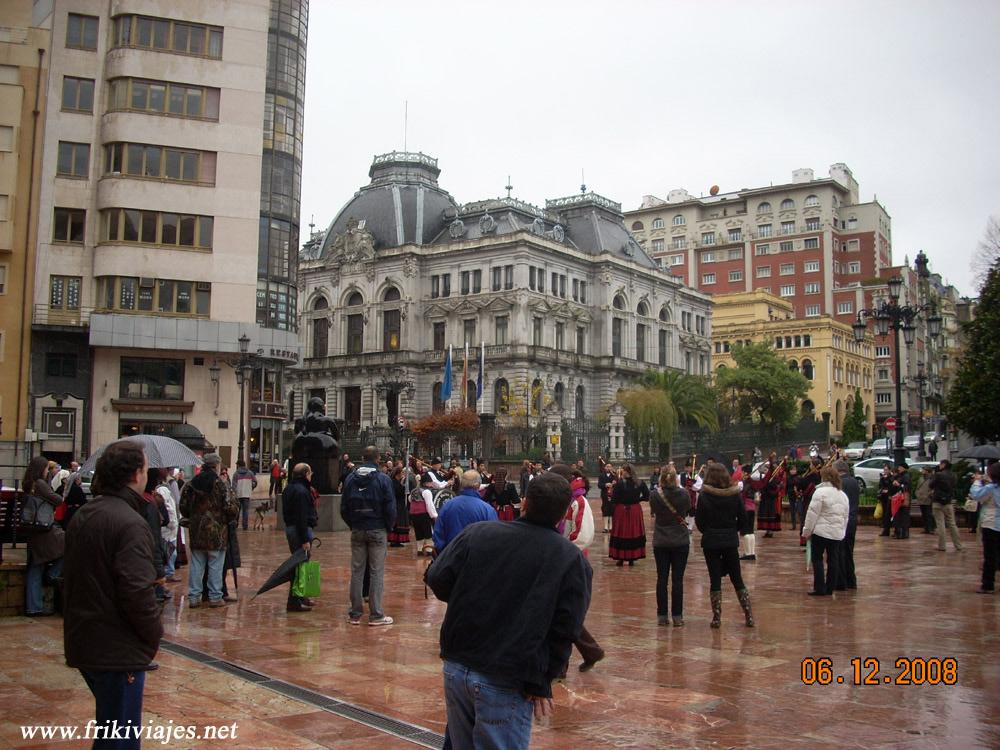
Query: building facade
710 291 876 438
27 0 303 470
295 152 713 444
625 164 891 322
0 2 49 483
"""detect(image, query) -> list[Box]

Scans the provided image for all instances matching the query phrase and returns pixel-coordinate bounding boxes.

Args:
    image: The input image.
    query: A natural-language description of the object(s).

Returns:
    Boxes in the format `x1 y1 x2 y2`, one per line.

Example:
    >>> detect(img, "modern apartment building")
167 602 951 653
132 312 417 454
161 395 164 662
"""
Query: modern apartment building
626 164 892 321
27 0 305 470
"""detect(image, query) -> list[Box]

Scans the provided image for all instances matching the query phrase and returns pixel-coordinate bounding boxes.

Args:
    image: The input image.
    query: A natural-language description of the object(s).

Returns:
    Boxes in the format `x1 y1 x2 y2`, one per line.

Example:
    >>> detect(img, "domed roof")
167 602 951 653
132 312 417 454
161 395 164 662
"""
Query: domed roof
320 152 458 255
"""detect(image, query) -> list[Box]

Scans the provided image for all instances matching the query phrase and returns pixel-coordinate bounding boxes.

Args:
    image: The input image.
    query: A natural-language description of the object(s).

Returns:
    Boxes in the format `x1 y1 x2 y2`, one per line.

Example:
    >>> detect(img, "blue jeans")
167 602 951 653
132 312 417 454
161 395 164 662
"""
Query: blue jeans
187 549 225 602
164 542 177 578
350 529 387 620
239 498 250 530
25 551 63 614
80 669 145 750
442 660 533 750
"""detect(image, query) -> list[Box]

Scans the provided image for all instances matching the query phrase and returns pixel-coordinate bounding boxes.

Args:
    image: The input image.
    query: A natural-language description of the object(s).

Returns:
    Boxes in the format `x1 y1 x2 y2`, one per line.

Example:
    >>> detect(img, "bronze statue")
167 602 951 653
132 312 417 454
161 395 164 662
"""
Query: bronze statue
291 397 341 494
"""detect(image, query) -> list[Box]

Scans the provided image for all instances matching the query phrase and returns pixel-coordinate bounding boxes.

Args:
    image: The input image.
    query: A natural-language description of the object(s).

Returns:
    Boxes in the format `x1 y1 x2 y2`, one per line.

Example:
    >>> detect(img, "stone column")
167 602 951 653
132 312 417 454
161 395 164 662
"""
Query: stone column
608 401 626 461
544 404 563 461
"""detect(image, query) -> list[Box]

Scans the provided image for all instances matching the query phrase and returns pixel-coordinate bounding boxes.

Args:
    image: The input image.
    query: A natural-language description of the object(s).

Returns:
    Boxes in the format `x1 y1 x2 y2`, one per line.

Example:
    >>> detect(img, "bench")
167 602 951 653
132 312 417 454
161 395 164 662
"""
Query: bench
0 488 30 564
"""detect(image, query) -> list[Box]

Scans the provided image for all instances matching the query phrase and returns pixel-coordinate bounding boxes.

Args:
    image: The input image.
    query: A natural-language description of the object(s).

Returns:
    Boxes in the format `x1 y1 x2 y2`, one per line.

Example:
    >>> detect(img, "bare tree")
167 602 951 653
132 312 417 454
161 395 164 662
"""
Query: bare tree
972 215 1000 290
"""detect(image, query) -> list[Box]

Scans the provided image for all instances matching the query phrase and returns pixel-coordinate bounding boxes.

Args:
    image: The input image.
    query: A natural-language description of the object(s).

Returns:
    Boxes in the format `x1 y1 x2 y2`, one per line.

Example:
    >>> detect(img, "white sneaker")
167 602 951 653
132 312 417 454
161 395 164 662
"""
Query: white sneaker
368 616 394 627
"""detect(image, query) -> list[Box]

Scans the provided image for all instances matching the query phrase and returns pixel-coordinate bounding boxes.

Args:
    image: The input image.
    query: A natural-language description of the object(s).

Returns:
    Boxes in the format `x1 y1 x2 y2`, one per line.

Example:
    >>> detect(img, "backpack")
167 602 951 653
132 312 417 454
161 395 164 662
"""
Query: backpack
344 467 381 520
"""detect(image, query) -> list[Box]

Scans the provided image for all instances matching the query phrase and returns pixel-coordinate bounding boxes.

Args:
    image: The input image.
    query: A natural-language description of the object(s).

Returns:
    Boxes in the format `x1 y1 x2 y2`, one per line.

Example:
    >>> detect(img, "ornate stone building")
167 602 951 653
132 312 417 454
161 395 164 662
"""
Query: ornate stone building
294 152 712 440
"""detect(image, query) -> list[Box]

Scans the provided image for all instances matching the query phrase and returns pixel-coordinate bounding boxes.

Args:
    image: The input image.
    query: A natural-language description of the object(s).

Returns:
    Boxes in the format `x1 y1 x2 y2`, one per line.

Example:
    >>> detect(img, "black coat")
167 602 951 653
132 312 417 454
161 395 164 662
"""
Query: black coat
839 473 861 525
695 484 747 549
612 479 647 505
928 470 957 504
426 518 592 699
282 476 317 546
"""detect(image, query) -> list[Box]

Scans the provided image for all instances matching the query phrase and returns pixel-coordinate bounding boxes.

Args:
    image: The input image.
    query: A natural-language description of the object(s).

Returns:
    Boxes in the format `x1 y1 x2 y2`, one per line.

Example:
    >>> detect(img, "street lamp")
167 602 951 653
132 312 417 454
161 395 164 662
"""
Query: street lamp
853 275 940 467
229 333 255 467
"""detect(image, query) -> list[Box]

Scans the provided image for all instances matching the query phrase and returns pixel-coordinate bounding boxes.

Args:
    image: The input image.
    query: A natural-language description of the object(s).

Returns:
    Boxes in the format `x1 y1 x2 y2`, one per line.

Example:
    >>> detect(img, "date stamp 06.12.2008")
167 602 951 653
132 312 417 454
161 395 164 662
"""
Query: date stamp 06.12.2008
800 657 958 686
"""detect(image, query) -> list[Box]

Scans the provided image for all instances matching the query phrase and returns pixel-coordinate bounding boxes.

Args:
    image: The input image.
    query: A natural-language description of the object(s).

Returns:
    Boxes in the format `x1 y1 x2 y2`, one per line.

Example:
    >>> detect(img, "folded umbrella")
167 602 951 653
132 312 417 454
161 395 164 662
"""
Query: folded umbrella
891 491 908 519
81 434 202 471
253 548 309 600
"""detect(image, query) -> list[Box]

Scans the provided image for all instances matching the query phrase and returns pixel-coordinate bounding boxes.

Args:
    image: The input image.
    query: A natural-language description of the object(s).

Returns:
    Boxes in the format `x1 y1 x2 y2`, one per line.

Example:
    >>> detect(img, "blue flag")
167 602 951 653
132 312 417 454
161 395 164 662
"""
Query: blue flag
476 342 484 402
441 346 453 402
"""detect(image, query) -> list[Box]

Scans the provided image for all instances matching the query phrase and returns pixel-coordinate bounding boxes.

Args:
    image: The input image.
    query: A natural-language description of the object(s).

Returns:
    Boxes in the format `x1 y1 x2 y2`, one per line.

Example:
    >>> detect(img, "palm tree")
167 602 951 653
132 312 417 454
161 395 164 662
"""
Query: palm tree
640 370 719 431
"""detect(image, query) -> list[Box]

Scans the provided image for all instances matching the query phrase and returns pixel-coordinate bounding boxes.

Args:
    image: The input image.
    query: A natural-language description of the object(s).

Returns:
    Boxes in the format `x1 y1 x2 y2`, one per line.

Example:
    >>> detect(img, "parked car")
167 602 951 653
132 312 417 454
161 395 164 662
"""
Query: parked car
843 441 868 460
903 434 922 450
851 456 897 490
869 438 892 457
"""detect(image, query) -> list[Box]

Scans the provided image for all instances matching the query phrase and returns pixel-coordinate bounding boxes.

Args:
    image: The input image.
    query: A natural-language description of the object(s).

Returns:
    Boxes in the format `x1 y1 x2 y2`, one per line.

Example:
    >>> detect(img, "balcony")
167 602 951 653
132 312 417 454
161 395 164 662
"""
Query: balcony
32 305 92 329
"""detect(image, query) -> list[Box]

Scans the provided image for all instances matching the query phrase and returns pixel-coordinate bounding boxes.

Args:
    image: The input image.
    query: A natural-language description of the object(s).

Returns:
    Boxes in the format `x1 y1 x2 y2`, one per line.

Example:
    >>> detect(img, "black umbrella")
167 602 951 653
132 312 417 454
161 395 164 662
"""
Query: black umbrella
252 539 321 600
956 445 1000 461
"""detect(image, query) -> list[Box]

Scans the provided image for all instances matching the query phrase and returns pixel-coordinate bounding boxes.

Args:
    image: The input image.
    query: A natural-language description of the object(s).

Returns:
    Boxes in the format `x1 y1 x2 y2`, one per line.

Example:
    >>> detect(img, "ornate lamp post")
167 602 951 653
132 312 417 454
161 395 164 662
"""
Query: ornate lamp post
853 274 942 467
230 333 256 466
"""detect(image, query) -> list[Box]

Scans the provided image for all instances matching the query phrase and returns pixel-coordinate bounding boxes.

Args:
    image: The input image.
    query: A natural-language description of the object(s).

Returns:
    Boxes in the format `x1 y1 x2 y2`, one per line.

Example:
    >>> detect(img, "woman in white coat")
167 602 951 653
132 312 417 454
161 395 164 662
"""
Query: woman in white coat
802 465 849 596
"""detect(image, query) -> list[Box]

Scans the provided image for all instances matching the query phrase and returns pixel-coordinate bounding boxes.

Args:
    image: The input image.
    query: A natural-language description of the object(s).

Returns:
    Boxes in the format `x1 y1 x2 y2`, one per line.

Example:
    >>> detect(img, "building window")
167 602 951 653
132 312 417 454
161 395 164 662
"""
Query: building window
550 272 559 296
805 194 819 207
431 275 439 298
779 241 793 253
494 378 510 414
804 335 811 346
877 368 890 381
780 284 795 297
728 249 743 261
555 322 565 350
46 352 78 378
757 266 771 278
67 13 99 50
49 275 81 310
804 261 820 272
104 143 216 185
837 301 854 314
658 329 668 365
491 267 502 292
701 232 716 245
101 208 213 249
612 318 623 356
757 224 772 238
875 345 890 358
107 77 221 120
572 279 579 301
757 202 771 213
651 239 664 252
780 263 795 275
502 265 513 290
532 317 542 346
383 309 401 351
671 237 687 250
847 218 858 230
696 315 706 336
728 229 742 243
0 263 6 294
62 77 95 112
636 323 646 362
57 142 90 178
804 237 819 249
112 15 223 59
876 392 892 405
802 359 814 379
805 304 820 317
804 282 820 294
780 221 795 235
461 271 470 295
846 240 860 252
439 274 450 297
729 270 743 282
780 198 795 211
120 357 184 400
805 218 820 231
576 326 586 354
702 252 716 263
495 316 508 345
669 254 684 266
652 218 665 229
433 322 446 351
53 208 85 243
702 273 716 285
755 244 770 256
631 220 644 231
528 267 536 290
847 261 861 274
463 319 476 346
672 214 686 226
96 276 209 316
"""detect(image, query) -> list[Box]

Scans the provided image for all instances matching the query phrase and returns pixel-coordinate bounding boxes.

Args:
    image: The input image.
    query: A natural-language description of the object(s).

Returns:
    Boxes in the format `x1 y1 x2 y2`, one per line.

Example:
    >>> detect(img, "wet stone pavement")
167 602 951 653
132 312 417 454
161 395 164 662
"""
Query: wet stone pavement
1 501 998 749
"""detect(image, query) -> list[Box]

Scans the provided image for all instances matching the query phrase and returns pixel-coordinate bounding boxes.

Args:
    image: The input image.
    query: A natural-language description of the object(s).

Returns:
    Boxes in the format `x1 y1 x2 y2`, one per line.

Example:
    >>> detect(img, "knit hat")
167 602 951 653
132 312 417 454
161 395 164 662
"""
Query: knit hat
202 453 222 467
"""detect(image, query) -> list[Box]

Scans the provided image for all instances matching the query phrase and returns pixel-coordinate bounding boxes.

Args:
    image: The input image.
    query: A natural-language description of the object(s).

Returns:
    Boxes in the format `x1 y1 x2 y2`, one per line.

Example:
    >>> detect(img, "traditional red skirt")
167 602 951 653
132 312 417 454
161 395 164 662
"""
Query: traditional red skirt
757 494 782 531
497 505 516 522
609 504 646 560
388 525 410 544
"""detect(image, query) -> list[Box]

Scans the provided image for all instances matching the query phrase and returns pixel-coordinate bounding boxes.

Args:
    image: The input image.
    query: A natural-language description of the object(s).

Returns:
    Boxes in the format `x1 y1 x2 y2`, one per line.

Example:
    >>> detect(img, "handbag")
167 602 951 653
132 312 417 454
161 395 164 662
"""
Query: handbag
19 494 56 533
291 560 321 598
963 496 979 513
873 501 884 521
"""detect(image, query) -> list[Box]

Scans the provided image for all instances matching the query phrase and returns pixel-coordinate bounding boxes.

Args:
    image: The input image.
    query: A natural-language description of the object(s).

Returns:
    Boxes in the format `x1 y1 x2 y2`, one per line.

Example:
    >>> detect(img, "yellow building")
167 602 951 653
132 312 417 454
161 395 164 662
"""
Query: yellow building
0 2 49 479
711 291 876 438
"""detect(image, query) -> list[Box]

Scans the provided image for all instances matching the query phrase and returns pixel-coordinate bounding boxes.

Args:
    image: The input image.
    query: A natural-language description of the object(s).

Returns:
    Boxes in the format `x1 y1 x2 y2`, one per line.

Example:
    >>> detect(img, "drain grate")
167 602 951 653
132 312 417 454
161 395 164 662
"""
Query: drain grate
161 639 444 748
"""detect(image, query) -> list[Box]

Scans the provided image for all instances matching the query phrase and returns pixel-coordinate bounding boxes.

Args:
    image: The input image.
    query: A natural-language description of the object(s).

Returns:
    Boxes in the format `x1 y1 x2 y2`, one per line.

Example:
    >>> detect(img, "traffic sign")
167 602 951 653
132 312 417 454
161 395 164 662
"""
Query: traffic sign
885 417 897 431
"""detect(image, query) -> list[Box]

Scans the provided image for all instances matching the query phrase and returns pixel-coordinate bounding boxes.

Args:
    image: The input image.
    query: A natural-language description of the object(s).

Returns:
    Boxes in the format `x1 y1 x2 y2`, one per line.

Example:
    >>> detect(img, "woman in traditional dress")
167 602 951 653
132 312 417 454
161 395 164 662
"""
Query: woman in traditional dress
609 464 647 566
757 452 785 537
387 465 410 547
483 467 519 520
597 462 615 533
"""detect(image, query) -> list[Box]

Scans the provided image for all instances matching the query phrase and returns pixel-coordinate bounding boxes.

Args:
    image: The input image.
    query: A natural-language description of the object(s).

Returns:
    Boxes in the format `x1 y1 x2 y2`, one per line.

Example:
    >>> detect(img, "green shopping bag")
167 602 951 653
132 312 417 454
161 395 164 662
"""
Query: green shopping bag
291 560 321 598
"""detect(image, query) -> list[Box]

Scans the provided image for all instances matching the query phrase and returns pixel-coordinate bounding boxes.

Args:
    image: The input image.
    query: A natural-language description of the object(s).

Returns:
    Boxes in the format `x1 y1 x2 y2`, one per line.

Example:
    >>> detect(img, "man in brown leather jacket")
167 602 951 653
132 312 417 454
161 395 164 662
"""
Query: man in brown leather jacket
64 439 163 746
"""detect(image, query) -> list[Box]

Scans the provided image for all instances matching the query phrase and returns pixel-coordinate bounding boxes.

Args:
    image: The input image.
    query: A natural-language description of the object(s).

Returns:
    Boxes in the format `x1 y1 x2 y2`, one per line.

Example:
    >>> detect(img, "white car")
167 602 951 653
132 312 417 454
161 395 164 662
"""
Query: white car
903 434 922 450
851 456 897 490
843 442 868 460
869 438 893 457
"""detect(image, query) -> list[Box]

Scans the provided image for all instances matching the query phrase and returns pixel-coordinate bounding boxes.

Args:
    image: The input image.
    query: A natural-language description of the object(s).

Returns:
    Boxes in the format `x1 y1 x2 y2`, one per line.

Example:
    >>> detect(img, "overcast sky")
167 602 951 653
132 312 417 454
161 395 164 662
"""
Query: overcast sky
300 0 1000 298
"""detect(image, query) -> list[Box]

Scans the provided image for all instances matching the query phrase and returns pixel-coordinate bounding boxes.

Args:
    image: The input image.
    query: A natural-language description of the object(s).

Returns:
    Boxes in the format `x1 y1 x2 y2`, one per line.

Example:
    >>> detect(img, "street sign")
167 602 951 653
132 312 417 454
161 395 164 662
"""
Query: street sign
885 417 897 431
550 435 560 446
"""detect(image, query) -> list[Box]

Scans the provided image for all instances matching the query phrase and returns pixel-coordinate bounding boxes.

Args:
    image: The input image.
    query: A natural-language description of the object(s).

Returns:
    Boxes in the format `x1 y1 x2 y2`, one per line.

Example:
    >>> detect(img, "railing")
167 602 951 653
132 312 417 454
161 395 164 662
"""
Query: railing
546 192 622 213
32 305 93 327
372 151 438 169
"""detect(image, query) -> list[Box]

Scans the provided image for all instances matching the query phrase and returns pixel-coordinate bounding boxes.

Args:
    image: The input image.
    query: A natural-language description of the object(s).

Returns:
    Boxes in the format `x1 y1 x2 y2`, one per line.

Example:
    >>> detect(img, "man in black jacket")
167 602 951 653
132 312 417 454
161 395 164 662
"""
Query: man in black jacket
929 460 963 551
64 440 163 745
282 463 318 612
427 472 591 749
834 461 860 590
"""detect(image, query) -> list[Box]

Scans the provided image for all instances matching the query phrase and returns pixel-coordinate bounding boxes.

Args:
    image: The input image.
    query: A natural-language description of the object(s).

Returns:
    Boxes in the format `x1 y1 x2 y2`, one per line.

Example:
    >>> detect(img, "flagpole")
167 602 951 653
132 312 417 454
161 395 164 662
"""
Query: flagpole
462 342 469 409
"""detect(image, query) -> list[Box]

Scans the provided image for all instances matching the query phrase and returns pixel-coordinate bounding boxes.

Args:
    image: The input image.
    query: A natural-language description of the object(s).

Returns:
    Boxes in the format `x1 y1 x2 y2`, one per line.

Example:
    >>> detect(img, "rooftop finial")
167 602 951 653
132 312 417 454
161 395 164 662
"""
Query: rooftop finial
308 214 315 236
580 168 587 194
403 100 408 153
505 175 513 199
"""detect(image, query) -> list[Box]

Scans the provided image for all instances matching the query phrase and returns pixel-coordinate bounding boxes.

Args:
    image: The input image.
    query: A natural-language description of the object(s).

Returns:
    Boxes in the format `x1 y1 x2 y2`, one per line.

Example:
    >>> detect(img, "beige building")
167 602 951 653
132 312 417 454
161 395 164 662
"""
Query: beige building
710 291 876 438
27 0 303 470
0 2 49 482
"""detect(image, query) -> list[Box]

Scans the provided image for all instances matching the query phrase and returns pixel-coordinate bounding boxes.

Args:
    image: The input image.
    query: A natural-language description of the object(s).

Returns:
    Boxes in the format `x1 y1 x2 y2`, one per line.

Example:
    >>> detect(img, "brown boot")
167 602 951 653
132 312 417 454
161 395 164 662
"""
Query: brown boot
738 588 755 627
710 590 722 629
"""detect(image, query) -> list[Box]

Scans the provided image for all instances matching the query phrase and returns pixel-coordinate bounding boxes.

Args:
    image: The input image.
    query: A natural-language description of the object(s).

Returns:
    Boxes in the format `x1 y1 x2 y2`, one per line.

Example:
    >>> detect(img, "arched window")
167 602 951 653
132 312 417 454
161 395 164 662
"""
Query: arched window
531 378 543 415
494 378 509 414
432 382 444 413
802 358 814 380
575 385 585 419
313 296 328 311
613 294 626 310
637 300 649 317
383 286 401 302
757 202 771 213
788 359 799 372
780 198 795 211
312 318 329 357
383 308 400 351
554 382 565 411
802 399 815 418
804 194 819 208
631 220 644 231
346 291 363 306
466 380 477 409
659 306 671 323
651 218 665 229
672 215 686 226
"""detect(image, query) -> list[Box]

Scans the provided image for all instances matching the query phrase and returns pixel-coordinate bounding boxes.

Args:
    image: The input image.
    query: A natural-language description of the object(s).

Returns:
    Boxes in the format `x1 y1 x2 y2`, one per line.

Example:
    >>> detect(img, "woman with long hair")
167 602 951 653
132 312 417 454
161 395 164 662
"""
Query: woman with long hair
609 464 647 566
877 464 894 537
695 463 754 628
22 456 65 616
483 467 520 521
388 465 410 547
802 465 849 596
649 467 691 626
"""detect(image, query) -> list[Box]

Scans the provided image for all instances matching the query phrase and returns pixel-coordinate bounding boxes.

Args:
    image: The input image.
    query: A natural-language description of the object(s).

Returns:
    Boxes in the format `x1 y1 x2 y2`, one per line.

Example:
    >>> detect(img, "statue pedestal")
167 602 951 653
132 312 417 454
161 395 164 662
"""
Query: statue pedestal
315 494 349 533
